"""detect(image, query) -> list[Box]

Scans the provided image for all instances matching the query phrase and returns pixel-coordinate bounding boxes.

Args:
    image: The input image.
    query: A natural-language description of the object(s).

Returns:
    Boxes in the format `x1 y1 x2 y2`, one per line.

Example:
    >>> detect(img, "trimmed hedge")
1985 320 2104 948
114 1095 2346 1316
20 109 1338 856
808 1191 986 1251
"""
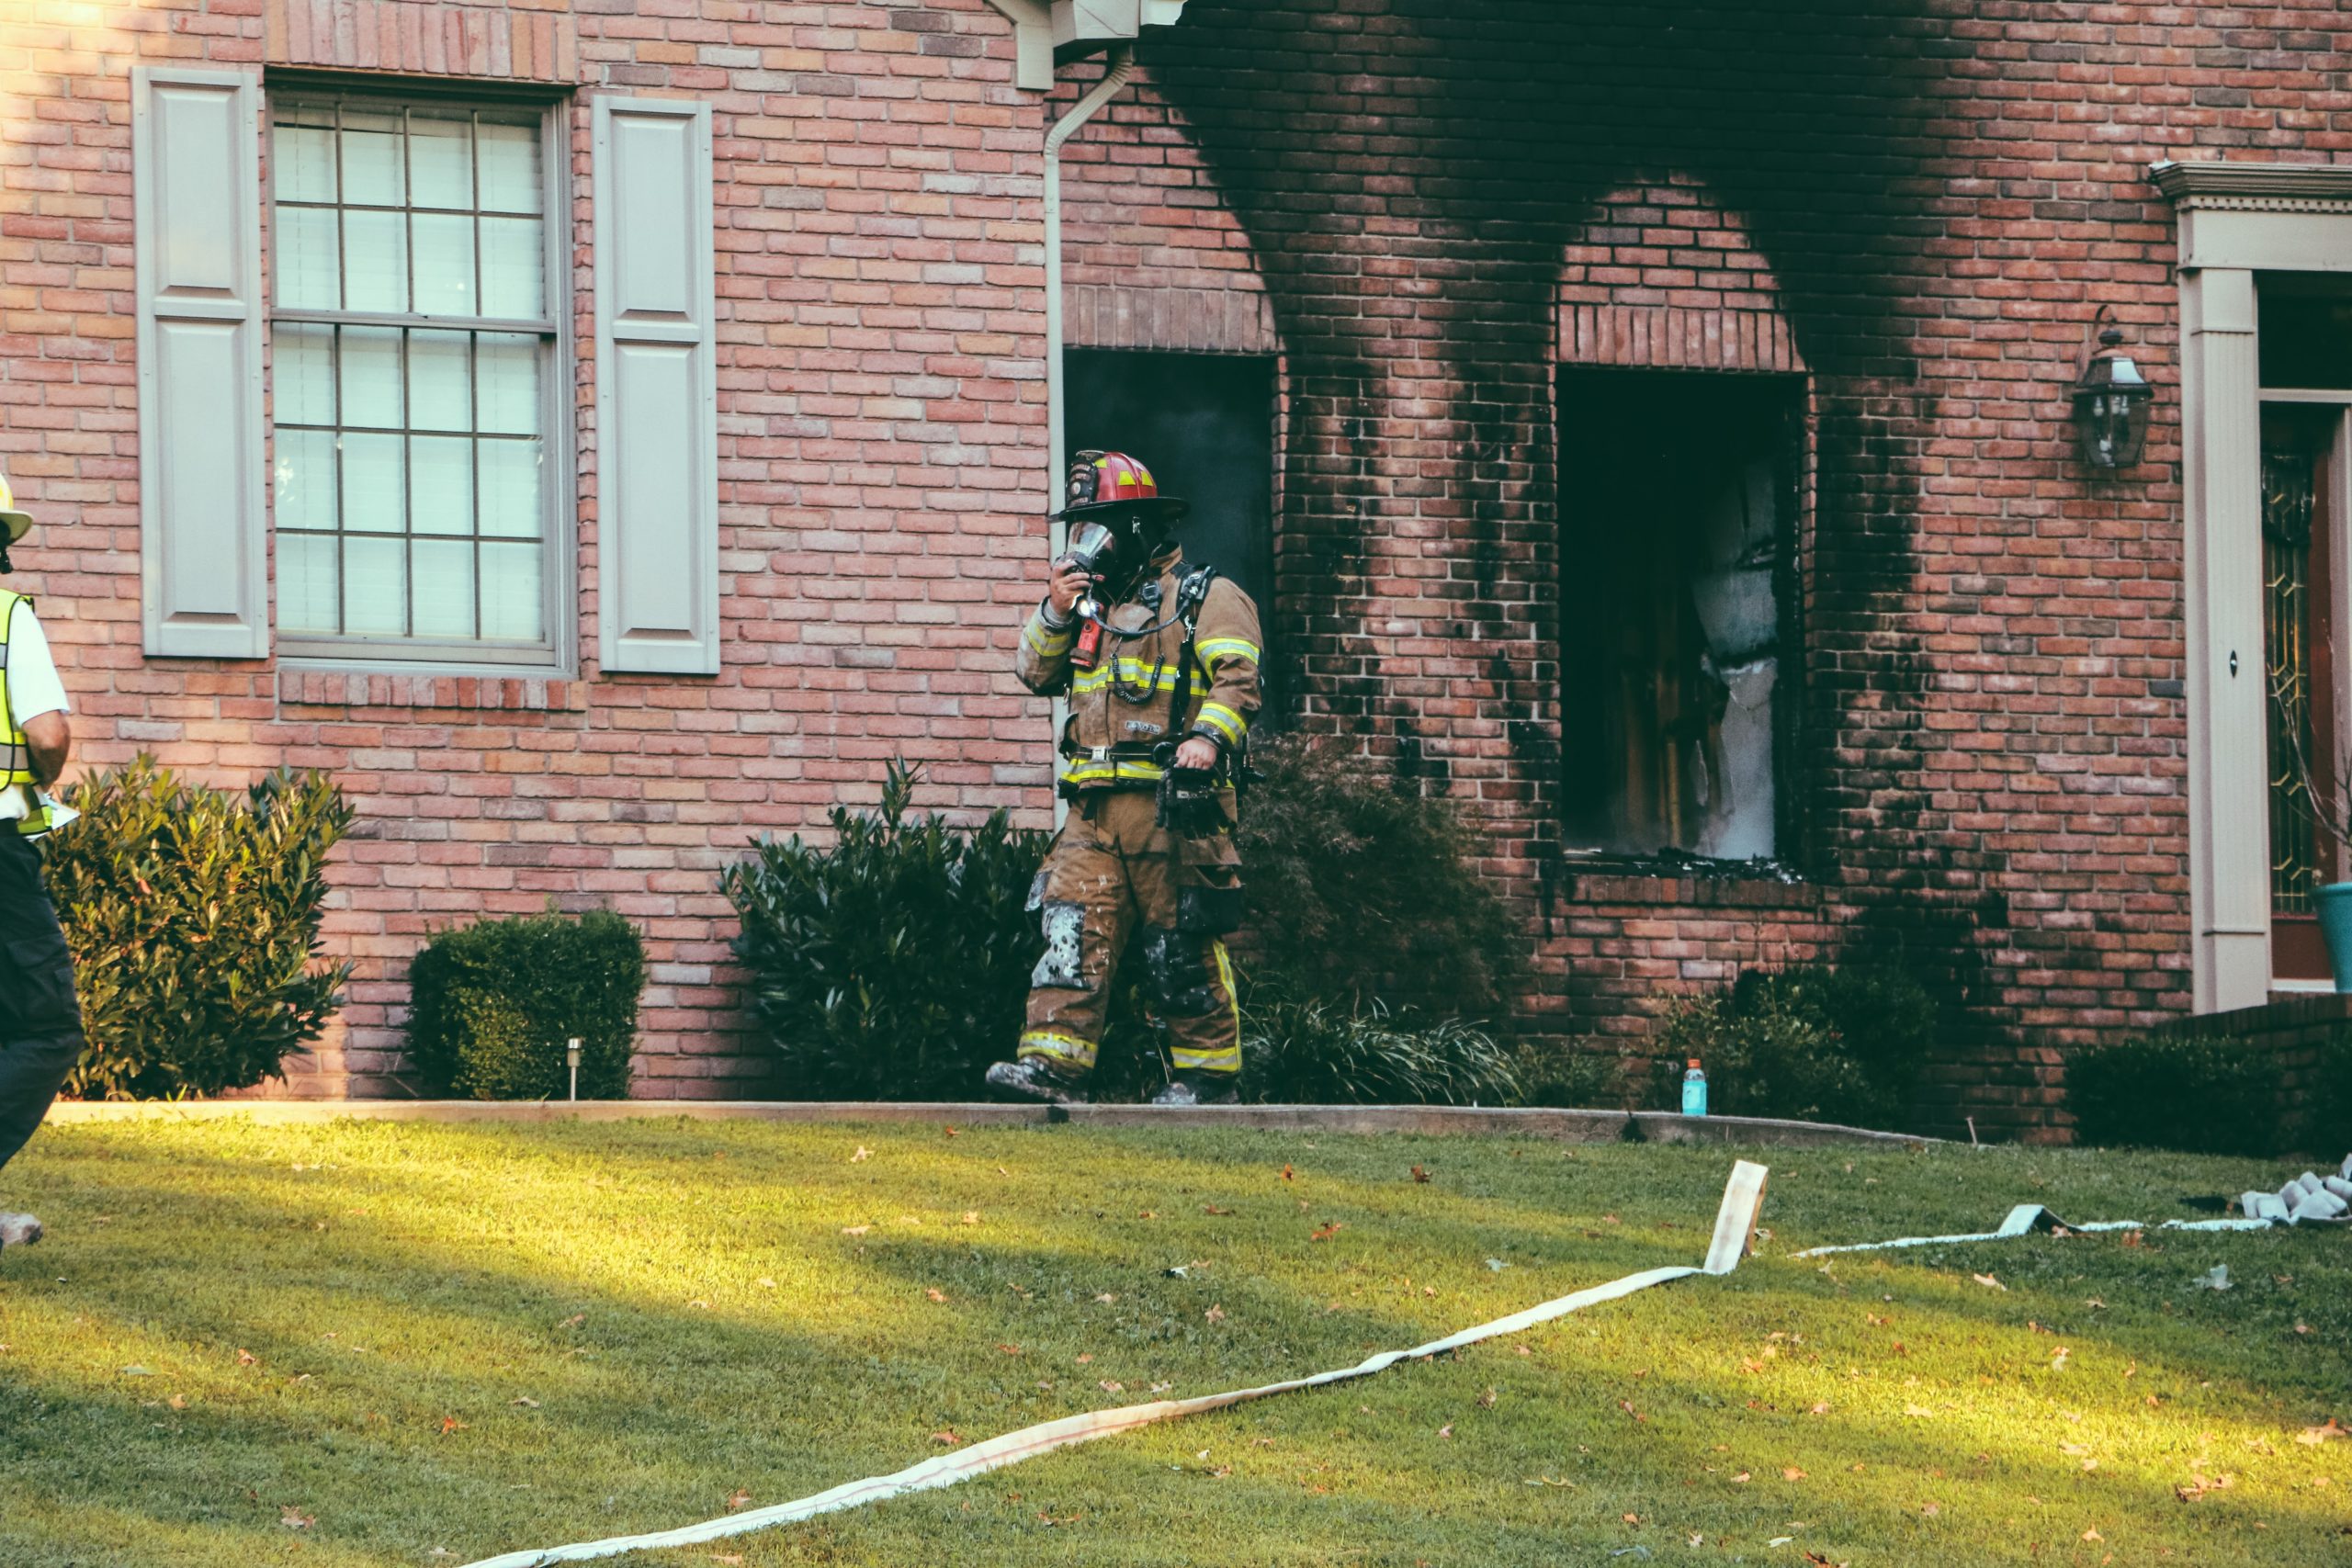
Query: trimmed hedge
2065 1032 2346 1156
44 759 355 1100
405 909 646 1100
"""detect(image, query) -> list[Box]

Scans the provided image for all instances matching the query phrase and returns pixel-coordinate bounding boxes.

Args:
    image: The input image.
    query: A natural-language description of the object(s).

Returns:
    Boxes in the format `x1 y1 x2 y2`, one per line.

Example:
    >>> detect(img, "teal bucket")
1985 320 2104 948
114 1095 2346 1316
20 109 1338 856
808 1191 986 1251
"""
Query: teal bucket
2314 882 2352 993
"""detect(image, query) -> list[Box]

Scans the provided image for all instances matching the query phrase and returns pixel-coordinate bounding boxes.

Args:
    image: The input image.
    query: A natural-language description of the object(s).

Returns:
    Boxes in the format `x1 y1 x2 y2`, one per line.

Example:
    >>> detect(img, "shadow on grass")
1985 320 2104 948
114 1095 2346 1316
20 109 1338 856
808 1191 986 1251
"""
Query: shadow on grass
2 1122 2346 1567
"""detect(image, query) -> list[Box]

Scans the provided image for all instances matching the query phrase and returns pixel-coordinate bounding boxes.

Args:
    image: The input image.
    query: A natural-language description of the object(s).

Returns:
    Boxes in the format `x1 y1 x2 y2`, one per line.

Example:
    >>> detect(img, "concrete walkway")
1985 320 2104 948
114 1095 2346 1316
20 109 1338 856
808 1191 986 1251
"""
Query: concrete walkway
44 1099 1929 1148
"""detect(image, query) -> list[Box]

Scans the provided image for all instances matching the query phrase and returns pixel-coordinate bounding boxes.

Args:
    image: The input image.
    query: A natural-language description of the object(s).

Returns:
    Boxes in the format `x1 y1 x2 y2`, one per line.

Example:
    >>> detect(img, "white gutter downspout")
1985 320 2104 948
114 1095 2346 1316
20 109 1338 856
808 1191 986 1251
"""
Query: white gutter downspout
1044 43 1137 545
1041 45 1136 829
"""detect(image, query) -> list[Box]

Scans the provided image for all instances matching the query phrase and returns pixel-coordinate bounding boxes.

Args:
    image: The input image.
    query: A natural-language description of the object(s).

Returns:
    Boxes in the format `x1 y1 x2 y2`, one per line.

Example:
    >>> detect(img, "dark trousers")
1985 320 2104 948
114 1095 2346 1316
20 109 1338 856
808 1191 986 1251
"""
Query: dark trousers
0 832 82 1176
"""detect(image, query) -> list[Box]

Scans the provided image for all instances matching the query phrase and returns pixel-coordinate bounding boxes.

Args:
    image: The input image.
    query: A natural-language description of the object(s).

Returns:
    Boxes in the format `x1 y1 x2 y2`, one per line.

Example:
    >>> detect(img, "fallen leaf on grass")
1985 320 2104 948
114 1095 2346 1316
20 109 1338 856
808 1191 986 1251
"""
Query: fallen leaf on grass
997 1343 1022 1356
1310 1221 1343 1242
1782 1467 1807 1481
931 1430 962 1446
1204 1305 1227 1325
511 1396 540 1409
841 1224 871 1237
1477 1387 1497 1409
2176 1473 2232 1501
1438 1424 1453 1438
560 1314 586 1328
438 1416 468 1435
1203 1204 1233 1216
1075 1353 1093 1364
235 1348 258 1366
850 1146 871 1163
755 1278 776 1290
1093 1292 1117 1304
943 1125 959 1137
1919 1503 1939 1517
1100 1381 1125 1393
710 1556 744 1565
1905 1404 1935 1418
925 1288 948 1303
2081 1529 2103 1542
1283 1165 1295 1181
2296 1418 2346 1446
1731 1472 1752 1483
280 1506 313 1529
962 1212 980 1226
1150 1382 1172 1393
725 1489 752 1511
1802 1552 1847 1567
1411 1166 1431 1183
1971 1273 2005 1291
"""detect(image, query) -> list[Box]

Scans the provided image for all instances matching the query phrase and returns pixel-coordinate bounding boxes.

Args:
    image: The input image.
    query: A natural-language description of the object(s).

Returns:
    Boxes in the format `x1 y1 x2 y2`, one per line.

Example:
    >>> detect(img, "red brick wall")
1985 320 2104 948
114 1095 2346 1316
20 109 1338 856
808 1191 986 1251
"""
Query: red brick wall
0 0 1055 1096
1044 4 2352 1138
7 1 2348 1133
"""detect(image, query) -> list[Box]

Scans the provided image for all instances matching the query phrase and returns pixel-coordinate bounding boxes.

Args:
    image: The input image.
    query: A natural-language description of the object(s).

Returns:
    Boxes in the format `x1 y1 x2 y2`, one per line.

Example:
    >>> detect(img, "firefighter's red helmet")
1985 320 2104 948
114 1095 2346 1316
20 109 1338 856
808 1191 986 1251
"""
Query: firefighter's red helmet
1052 449 1190 523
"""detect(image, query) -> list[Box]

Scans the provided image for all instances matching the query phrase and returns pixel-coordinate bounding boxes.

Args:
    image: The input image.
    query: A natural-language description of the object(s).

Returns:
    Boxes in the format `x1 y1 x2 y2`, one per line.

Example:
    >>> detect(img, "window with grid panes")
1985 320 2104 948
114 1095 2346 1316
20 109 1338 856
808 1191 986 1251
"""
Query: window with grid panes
267 96 560 660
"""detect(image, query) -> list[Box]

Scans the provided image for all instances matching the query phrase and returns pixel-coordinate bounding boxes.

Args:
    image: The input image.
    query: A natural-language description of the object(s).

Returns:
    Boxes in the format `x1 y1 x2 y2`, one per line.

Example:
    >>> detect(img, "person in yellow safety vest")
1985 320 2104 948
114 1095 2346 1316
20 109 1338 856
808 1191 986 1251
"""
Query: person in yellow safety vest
985 450 1264 1108
0 471 83 1254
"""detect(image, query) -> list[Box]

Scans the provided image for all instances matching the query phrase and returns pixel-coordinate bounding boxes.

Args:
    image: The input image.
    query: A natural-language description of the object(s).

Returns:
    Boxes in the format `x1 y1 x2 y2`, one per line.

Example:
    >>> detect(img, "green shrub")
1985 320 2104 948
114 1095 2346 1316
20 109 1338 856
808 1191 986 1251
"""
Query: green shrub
1654 964 1935 1127
2065 1033 2282 1156
1236 735 1523 1020
405 909 646 1100
720 762 1053 1100
43 759 355 1100
1241 992 1520 1106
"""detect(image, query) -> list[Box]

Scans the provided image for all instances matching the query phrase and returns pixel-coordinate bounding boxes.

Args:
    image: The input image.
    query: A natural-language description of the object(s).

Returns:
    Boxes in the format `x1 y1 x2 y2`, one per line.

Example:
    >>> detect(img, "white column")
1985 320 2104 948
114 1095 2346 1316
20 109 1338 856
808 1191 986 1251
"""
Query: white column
2179 266 2270 1011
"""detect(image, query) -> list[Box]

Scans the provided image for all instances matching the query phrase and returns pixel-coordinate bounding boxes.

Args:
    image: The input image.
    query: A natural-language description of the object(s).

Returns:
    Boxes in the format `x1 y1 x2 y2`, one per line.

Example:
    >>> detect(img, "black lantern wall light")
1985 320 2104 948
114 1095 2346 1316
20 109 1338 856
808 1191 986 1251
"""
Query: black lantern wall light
2071 305 2154 470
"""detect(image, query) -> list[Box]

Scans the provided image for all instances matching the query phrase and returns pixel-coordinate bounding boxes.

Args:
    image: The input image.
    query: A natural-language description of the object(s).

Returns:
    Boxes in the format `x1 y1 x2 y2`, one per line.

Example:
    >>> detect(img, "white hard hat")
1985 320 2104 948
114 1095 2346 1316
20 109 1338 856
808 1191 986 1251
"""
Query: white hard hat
0 470 30 544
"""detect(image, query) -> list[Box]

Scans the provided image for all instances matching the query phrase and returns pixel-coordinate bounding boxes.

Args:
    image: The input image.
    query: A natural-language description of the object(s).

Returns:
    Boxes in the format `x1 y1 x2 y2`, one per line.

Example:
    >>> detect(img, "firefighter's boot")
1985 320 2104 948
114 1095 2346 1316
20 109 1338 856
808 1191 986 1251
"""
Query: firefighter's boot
1149 1075 1239 1108
985 1056 1090 1105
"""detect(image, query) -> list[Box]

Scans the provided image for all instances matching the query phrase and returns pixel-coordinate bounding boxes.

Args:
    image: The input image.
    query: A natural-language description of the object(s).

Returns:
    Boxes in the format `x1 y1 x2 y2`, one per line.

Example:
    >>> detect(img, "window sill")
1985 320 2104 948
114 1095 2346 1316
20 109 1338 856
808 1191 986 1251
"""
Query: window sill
277 667 588 713
1561 866 1821 910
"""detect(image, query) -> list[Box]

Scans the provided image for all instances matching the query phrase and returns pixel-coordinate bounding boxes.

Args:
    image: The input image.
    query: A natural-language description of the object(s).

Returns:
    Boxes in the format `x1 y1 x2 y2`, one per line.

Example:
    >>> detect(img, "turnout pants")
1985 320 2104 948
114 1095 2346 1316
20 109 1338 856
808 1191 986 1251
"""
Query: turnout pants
0 832 82 1174
1019 789 1242 1080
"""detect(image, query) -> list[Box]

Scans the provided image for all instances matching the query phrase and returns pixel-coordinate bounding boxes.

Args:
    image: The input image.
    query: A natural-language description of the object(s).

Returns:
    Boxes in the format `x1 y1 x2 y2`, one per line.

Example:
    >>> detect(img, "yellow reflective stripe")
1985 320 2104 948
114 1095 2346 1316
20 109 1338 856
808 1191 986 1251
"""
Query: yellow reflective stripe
1170 943 1242 1073
1070 659 1181 694
1195 637 1260 665
1024 616 1074 656
1059 759 1167 785
1018 1031 1097 1069
1195 703 1247 743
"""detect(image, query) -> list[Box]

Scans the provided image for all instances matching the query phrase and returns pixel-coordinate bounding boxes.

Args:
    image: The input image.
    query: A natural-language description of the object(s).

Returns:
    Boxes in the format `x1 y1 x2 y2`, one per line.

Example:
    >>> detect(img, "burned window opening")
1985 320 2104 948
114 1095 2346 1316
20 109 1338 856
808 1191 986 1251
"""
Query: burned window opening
1557 369 1804 864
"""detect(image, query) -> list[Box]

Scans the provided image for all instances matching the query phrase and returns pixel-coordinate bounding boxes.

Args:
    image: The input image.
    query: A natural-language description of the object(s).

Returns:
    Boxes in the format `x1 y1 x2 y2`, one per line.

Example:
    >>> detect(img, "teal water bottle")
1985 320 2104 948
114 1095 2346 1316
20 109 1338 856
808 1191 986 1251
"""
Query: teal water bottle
1680 1057 1707 1117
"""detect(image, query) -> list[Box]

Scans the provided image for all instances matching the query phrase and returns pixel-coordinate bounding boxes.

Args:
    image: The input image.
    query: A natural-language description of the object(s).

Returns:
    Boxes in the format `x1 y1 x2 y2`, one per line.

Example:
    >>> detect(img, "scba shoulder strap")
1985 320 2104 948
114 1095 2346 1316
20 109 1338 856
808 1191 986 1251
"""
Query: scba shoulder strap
1165 565 1218 739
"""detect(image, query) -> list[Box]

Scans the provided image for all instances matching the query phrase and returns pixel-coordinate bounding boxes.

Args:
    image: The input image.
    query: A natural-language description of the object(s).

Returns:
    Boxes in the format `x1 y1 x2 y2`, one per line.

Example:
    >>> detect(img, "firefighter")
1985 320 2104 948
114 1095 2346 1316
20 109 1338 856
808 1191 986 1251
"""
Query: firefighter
0 470 82 1253
985 451 1262 1107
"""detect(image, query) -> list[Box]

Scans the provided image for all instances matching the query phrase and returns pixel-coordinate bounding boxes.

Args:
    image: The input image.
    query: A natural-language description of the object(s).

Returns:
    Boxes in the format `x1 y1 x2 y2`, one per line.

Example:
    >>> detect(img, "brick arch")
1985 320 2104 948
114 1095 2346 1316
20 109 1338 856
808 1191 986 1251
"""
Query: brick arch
1558 175 1807 376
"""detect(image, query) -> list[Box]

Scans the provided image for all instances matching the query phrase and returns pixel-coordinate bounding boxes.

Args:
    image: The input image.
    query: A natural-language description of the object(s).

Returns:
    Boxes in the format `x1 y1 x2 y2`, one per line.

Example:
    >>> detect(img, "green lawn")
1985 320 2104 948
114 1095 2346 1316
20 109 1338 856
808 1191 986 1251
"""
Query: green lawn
0 1119 2346 1567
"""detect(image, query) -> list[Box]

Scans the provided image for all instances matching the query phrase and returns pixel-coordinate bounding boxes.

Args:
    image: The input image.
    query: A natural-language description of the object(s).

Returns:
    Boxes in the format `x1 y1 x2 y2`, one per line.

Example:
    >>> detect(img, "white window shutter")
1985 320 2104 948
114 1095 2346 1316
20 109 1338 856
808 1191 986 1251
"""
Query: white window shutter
593 96 720 675
133 68 266 659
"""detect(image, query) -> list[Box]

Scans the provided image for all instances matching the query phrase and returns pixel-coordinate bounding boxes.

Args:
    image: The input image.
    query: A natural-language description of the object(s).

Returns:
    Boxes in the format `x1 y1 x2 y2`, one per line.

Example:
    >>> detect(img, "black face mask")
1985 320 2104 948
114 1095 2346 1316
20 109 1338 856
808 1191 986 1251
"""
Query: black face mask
1063 513 1165 604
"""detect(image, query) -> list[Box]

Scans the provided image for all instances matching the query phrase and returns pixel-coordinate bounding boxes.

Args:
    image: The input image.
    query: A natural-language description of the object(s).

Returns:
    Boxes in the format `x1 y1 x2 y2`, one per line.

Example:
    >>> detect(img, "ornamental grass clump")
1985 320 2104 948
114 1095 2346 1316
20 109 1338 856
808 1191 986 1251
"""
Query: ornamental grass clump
1241 992 1519 1106
42 758 355 1100
405 908 647 1100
